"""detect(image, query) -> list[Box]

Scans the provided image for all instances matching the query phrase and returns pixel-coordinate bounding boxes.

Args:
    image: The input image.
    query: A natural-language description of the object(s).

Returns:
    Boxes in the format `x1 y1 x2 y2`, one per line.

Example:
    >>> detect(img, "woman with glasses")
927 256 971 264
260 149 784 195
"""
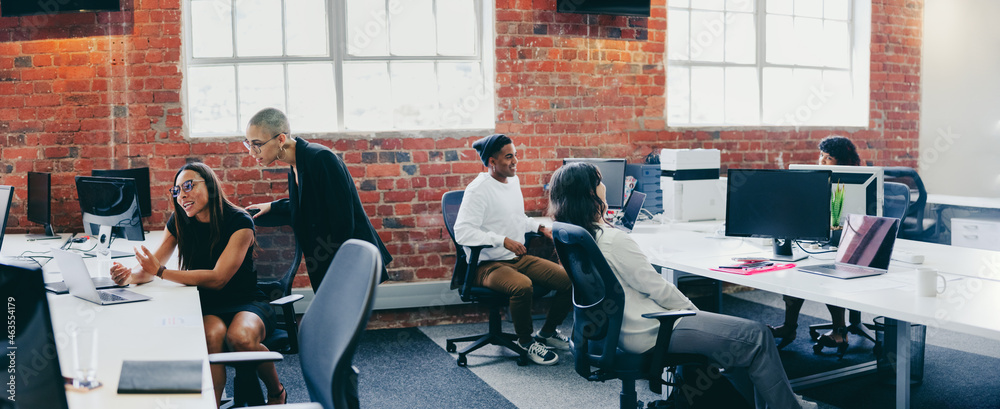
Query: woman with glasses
109 162 285 406
243 107 392 290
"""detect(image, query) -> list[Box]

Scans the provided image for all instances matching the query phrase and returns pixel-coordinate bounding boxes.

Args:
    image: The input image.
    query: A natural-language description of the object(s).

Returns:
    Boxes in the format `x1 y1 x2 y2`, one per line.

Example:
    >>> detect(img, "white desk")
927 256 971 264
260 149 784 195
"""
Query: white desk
927 194 1000 210
1 233 215 409
629 222 1000 409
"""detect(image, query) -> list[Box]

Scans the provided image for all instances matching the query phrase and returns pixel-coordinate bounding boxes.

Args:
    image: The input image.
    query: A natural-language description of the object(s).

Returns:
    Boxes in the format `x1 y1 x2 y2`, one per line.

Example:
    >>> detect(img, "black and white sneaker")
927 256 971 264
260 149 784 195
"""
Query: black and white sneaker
518 340 559 365
533 330 570 350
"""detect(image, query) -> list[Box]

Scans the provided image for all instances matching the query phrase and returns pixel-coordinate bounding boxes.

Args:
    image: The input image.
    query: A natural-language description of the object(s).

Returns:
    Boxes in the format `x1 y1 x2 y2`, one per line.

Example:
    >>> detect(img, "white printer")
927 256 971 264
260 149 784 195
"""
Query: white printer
660 149 726 222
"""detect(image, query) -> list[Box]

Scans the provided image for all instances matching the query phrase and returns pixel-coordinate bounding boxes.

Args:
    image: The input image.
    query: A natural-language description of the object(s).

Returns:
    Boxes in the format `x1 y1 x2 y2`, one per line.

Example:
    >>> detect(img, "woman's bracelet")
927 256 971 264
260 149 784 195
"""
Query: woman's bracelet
156 265 166 278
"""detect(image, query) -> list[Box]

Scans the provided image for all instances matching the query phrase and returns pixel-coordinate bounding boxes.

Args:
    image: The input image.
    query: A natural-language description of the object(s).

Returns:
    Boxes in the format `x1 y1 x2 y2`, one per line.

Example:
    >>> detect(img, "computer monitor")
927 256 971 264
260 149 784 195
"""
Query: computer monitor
562 158 628 209
75 176 145 258
26 172 61 240
0 185 13 253
789 164 883 221
92 167 152 218
725 169 832 261
0 262 71 409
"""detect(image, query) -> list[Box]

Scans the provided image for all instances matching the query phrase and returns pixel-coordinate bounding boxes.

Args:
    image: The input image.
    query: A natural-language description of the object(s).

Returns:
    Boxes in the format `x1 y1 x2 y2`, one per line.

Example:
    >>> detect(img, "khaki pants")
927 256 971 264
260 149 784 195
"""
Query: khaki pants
475 255 572 344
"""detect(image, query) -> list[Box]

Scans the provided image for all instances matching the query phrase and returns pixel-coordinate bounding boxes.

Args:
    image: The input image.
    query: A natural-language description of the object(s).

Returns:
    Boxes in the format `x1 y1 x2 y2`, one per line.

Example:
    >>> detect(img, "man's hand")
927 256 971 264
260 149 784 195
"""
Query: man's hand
503 237 527 256
538 225 553 240
110 262 132 285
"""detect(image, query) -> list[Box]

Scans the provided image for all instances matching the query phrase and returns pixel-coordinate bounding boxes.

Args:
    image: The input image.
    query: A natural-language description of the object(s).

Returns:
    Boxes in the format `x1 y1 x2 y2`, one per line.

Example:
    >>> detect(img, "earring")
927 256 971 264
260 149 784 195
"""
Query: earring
277 146 286 161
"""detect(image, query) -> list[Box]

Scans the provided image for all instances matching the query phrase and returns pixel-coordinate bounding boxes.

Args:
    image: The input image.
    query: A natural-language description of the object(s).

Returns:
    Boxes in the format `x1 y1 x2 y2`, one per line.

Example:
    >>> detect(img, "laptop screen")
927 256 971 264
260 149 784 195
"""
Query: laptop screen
835 214 900 269
0 185 13 254
620 191 646 232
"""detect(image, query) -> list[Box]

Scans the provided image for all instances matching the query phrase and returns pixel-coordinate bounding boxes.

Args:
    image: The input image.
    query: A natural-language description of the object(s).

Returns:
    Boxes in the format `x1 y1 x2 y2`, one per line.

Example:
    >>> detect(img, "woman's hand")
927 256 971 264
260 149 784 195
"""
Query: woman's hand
245 202 271 219
110 262 132 285
133 245 162 277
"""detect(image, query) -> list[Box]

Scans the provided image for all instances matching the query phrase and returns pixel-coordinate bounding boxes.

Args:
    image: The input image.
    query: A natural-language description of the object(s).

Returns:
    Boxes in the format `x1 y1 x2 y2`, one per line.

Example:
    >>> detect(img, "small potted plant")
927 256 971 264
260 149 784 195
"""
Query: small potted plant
830 183 845 245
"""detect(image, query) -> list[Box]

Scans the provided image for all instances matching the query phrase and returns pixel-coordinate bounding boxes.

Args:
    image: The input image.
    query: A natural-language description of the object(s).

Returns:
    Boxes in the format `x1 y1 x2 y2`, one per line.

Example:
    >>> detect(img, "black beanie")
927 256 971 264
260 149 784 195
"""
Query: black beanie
472 134 511 167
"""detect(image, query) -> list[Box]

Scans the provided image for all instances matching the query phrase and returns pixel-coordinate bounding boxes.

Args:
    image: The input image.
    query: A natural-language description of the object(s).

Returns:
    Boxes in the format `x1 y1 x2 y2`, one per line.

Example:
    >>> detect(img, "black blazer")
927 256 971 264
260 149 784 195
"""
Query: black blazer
263 138 392 290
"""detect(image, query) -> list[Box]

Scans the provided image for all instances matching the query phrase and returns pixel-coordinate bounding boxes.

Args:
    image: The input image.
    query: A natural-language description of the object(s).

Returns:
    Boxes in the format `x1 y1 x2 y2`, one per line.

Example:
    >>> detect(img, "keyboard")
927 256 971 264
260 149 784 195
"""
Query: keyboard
799 263 885 279
98 291 126 302
833 264 878 275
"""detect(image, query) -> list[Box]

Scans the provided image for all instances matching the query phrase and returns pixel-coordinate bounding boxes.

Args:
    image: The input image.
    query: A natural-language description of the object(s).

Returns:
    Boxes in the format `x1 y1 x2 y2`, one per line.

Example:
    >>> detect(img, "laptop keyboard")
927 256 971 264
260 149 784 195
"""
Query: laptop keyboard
98 291 126 302
835 264 878 275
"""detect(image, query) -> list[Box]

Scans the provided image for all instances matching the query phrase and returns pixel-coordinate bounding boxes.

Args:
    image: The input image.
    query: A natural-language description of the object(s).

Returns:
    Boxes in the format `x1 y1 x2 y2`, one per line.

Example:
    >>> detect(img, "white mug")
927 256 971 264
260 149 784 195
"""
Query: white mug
916 267 946 297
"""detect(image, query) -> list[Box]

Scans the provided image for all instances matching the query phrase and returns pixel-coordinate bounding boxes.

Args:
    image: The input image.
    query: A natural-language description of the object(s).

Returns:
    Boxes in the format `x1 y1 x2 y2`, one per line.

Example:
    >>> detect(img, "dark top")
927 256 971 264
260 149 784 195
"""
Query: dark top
166 206 266 312
260 137 392 291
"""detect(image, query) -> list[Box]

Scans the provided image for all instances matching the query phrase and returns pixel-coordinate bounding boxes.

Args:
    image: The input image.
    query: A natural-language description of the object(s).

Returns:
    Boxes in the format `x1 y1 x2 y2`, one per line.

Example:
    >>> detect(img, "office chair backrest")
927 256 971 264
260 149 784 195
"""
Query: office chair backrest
552 222 626 377
442 190 473 292
254 224 302 300
882 166 927 226
883 182 911 221
298 239 381 409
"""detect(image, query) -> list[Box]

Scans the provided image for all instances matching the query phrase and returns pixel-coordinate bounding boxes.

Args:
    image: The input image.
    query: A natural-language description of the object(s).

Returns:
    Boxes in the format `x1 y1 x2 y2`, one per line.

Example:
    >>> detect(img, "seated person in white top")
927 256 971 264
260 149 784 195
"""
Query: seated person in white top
547 162 816 409
453 134 572 366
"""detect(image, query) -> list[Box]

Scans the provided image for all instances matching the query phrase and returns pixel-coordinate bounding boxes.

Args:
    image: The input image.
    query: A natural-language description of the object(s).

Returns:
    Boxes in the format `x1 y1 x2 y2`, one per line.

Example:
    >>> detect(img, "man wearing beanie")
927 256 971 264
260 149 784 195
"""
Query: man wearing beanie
453 134 572 366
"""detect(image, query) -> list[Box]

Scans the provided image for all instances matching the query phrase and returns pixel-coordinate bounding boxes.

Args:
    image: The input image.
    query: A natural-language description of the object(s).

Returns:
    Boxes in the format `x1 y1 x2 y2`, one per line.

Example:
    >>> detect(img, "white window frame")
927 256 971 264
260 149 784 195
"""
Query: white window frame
666 0 871 128
182 0 496 138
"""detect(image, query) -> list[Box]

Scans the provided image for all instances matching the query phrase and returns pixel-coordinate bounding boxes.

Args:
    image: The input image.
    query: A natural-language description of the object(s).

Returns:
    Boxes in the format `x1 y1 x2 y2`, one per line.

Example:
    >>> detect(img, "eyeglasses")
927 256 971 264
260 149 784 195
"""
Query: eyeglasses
243 133 283 155
169 179 205 197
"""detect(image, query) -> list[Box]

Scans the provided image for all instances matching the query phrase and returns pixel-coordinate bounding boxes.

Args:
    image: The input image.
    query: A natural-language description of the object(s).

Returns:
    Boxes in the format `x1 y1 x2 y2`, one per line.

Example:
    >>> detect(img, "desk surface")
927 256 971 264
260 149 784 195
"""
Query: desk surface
2 232 215 409
927 193 1000 210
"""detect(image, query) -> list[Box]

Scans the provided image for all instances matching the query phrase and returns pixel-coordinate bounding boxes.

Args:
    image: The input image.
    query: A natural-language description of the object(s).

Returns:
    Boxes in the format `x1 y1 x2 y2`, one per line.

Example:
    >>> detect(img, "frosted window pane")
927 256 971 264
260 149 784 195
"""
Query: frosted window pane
285 0 327 56
668 0 690 7
188 66 238 134
391 62 439 129
795 17 824 66
346 0 389 56
235 0 283 57
765 15 794 64
666 66 691 124
823 20 850 68
726 0 754 12
794 0 822 18
725 67 759 125
389 0 436 56
762 67 793 125
191 0 233 58
237 64 286 132
690 67 724 124
825 0 850 20
815 70 853 125
438 63 489 128
437 0 476 56
689 11 725 62
667 10 690 60
287 64 337 132
763 68 824 125
691 0 724 10
767 0 792 14
343 62 392 130
725 12 755 63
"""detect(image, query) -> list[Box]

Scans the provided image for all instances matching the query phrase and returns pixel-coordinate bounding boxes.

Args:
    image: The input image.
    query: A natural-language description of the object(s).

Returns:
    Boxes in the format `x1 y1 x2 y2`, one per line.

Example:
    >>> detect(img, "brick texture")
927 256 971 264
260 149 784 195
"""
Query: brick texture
0 0 922 327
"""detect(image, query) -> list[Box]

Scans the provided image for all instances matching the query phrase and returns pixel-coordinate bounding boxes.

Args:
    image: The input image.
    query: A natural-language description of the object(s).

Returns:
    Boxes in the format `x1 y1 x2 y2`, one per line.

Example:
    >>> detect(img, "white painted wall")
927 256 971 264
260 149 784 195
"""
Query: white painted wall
920 0 1000 197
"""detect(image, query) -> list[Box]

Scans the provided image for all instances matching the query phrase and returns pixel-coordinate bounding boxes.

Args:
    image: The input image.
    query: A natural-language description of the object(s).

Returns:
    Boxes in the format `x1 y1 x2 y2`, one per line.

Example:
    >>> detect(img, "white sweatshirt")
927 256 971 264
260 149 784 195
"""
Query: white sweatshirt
595 226 698 354
454 173 540 262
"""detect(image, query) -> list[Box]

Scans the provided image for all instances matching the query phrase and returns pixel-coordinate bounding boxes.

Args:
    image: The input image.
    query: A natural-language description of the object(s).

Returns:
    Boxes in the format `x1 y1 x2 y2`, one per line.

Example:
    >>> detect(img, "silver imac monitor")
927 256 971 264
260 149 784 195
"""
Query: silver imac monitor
789 164 883 224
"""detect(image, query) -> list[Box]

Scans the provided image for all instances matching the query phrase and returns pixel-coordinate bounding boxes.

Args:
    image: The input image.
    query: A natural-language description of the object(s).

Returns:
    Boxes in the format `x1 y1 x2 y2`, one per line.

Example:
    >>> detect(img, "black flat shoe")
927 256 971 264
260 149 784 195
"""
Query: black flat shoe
812 327 849 359
768 324 797 350
267 383 286 405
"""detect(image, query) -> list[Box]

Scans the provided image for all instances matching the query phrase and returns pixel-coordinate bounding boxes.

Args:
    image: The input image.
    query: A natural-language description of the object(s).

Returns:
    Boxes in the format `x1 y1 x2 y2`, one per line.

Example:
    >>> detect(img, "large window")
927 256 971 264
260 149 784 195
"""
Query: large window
183 0 494 137
666 0 871 127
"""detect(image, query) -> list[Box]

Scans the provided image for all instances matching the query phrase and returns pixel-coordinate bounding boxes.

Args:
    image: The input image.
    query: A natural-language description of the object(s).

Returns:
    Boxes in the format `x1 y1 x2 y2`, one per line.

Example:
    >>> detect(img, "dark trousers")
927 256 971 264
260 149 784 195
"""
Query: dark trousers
475 255 572 344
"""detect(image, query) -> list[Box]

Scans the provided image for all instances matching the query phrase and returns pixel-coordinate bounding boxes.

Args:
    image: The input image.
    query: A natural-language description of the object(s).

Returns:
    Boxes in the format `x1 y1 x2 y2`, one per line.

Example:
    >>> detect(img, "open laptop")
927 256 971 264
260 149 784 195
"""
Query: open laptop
51 248 150 305
615 191 646 233
798 214 900 279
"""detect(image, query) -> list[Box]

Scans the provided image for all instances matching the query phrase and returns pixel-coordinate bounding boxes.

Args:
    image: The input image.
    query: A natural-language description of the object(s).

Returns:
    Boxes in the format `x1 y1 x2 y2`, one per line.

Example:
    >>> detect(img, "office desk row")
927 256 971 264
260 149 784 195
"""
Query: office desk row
629 221 1000 409
1 232 216 409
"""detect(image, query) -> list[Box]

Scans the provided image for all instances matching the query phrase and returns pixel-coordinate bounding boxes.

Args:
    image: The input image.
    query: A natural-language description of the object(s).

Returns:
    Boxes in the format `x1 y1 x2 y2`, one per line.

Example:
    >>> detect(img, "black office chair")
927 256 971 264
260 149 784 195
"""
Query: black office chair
807 182 912 355
551 222 712 409
441 190 530 366
224 222 305 407
883 167 936 241
210 239 382 409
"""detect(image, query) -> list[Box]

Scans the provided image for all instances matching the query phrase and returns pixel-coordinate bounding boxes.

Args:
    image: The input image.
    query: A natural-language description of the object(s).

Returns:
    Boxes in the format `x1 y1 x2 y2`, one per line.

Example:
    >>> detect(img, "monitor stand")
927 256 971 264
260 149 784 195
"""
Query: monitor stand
770 239 807 262
26 224 61 240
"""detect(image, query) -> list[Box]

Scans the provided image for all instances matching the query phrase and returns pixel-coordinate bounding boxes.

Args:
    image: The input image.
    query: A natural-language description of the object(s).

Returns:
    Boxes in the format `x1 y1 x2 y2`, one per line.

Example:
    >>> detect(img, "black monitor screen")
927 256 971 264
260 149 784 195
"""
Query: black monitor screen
1 0 121 17
0 262 71 409
563 158 627 209
725 169 831 242
26 172 50 226
75 176 144 241
557 0 650 16
0 185 12 253
92 167 152 218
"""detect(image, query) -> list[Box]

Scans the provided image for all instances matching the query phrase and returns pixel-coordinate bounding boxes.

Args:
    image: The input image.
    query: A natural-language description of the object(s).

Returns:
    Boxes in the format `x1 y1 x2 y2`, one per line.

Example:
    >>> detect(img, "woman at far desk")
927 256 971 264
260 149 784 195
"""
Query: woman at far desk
109 162 286 407
548 162 816 409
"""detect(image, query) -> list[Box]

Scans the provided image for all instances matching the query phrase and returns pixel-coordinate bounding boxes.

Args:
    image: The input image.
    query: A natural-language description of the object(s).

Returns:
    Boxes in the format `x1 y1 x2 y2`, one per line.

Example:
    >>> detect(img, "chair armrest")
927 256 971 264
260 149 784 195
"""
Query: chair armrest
643 310 698 390
524 231 542 241
270 294 304 306
461 245 489 298
208 351 283 366
245 403 324 409
641 310 697 321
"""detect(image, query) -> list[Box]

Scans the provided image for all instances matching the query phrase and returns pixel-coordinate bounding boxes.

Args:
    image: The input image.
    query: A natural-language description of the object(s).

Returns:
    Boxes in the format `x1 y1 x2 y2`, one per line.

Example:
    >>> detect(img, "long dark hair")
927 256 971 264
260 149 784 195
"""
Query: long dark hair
548 162 609 238
819 135 861 166
171 162 246 270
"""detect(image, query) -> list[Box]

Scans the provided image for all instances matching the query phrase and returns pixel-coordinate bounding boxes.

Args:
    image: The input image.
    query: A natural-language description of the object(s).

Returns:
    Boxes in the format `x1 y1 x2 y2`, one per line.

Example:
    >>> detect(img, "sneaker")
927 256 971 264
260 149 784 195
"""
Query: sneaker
518 340 559 365
795 394 819 409
533 330 570 350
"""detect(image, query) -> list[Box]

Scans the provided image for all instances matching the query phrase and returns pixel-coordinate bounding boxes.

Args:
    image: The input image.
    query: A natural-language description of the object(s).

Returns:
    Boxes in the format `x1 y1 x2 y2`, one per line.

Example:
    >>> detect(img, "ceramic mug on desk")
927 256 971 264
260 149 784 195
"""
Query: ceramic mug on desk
916 267 947 297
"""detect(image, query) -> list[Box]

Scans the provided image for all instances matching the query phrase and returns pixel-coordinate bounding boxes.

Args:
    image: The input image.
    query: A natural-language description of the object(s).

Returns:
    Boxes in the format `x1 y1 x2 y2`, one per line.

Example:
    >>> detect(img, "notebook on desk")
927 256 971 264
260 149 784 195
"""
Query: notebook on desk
798 214 900 279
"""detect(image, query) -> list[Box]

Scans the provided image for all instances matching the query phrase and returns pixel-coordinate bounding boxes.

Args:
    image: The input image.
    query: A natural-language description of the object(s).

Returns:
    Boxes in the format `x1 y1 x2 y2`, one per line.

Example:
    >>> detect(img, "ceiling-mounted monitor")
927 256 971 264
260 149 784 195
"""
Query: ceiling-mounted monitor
557 0 651 17
1 0 121 17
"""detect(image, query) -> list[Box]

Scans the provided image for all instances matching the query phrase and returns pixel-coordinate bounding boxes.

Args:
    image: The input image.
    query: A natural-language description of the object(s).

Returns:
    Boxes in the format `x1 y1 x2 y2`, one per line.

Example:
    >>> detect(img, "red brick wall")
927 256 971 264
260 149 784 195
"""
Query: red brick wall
0 0 922 326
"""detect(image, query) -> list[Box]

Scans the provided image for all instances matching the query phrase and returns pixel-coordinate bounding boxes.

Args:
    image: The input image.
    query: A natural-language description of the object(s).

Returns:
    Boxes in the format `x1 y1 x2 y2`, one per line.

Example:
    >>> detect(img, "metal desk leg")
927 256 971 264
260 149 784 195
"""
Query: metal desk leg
892 318 911 409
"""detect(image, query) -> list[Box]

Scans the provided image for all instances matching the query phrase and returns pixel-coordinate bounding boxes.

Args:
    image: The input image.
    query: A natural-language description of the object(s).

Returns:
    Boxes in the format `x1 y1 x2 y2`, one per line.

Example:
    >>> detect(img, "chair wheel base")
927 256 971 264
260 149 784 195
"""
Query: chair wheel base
457 355 467 366
446 342 456 353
